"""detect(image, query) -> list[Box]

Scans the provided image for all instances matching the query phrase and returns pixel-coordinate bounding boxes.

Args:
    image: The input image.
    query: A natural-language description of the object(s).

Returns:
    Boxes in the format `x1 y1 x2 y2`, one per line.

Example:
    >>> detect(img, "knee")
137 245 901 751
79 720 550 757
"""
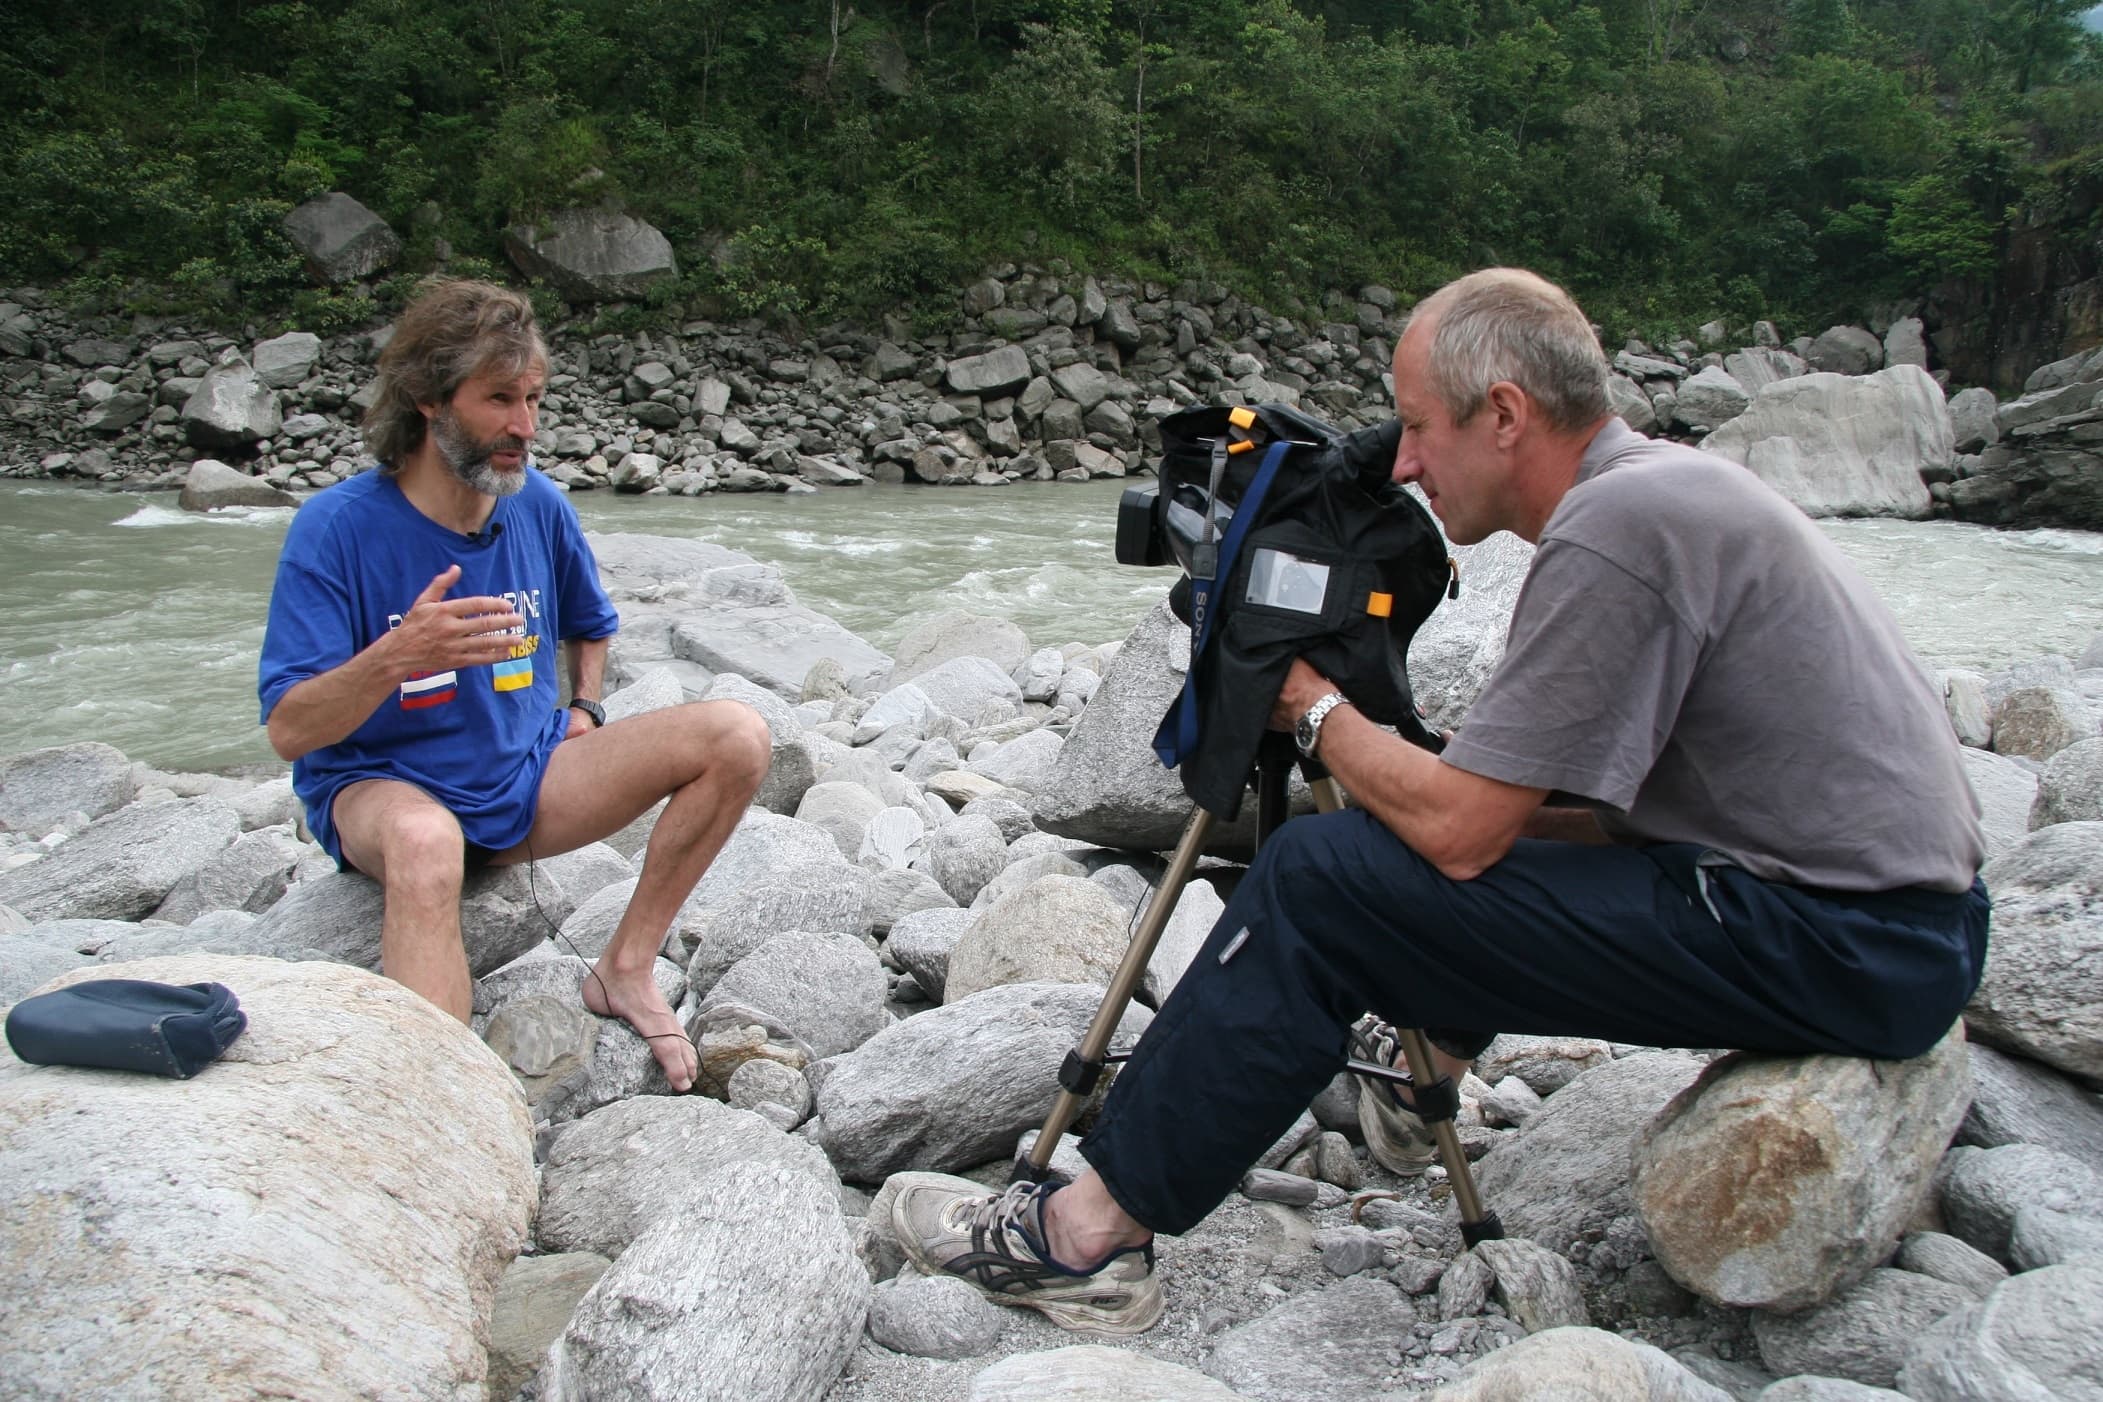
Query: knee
380 807 465 899
687 700 771 795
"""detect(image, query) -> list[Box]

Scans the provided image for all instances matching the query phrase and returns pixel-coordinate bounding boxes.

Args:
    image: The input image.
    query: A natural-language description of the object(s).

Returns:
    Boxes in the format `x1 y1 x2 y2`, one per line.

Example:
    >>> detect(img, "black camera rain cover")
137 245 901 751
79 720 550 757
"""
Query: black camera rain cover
1155 402 1452 819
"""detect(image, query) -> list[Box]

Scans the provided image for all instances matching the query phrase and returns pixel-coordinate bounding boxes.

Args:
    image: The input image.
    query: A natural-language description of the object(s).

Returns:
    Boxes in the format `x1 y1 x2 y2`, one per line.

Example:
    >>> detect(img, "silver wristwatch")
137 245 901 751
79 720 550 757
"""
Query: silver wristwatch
1294 692 1350 758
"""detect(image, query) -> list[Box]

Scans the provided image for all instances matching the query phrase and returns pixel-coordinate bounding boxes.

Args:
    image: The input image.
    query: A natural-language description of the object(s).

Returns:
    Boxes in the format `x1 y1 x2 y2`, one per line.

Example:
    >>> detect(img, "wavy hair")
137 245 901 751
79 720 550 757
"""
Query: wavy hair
1407 268 1610 433
362 279 547 470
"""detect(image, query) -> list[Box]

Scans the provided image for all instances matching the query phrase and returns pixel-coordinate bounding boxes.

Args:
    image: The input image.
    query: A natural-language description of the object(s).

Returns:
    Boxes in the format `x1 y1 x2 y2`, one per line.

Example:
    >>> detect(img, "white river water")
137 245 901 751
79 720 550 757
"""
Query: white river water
2 480 2098 774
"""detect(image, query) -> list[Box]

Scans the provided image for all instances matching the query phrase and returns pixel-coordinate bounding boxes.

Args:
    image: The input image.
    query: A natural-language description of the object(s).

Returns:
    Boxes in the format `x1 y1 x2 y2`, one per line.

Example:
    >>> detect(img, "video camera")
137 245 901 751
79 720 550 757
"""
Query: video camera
1117 402 1455 819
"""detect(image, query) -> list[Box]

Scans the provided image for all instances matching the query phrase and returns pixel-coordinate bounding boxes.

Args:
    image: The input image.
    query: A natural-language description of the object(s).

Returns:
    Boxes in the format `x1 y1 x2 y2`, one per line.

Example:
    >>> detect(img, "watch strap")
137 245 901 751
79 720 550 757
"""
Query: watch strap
569 697 606 728
1296 692 1349 757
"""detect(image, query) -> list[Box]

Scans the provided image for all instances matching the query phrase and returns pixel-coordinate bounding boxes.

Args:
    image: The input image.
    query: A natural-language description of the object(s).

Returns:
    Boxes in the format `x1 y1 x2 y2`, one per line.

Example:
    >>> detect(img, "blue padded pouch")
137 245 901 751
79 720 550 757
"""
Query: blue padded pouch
4 979 246 1078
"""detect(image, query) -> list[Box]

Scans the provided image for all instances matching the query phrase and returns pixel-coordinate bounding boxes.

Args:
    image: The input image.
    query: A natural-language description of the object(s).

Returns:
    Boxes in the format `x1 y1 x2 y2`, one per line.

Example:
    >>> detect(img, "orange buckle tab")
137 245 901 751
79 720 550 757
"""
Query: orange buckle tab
1366 591 1393 618
1227 439 1257 454
1228 406 1258 429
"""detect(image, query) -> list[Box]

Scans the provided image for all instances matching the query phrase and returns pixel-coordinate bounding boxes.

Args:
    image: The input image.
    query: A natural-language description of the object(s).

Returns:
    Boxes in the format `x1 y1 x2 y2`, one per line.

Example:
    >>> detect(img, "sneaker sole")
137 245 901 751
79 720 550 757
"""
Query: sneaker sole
1356 1081 1438 1174
892 1195 1164 1338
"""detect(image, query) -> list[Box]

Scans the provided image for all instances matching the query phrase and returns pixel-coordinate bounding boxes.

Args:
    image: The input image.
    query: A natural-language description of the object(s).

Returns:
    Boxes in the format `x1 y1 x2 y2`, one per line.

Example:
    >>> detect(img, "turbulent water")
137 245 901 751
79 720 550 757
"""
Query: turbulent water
2 480 2099 774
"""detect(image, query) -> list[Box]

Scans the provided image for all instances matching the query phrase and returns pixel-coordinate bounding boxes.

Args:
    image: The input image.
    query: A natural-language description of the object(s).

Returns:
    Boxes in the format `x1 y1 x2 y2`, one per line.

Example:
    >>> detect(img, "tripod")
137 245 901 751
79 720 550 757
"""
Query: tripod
1013 731 1504 1247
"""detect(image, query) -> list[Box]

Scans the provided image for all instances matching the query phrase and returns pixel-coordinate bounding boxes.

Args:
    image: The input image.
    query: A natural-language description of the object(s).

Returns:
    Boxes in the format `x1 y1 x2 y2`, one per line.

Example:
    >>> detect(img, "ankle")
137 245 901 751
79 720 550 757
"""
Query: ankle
1041 1186 1150 1270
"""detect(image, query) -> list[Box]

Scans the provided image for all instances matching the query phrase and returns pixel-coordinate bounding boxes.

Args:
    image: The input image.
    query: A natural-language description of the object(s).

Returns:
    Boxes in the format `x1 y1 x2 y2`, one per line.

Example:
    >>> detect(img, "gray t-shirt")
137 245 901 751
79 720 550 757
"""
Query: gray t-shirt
1440 419 1984 893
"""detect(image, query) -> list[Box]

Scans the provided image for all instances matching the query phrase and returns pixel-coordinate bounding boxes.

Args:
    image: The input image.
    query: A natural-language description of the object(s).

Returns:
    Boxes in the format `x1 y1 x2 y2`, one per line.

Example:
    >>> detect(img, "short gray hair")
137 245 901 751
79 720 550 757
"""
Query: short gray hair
1406 269 1609 433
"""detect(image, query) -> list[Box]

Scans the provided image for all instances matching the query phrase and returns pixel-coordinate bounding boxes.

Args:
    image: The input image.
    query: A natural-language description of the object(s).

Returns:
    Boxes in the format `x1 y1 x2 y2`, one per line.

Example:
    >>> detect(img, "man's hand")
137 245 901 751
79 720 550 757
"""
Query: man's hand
384 565 523 679
562 706 597 741
1270 658 1341 732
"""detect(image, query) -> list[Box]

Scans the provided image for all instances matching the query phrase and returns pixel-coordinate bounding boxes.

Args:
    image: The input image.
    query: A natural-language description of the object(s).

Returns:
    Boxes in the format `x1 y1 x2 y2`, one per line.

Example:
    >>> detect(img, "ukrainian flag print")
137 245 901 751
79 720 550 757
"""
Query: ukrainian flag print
493 634 537 693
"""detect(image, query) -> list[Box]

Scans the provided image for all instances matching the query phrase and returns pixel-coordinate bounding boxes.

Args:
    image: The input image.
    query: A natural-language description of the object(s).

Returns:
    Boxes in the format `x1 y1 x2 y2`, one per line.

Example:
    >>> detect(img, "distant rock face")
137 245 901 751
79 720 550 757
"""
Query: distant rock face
504 209 678 302
181 350 283 451
0 956 535 1400
281 192 402 284
1701 366 1948 518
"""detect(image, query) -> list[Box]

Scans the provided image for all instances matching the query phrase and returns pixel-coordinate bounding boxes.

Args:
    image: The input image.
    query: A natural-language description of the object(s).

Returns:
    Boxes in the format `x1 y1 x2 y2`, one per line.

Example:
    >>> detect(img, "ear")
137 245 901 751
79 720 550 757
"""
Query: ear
417 399 440 424
1483 380 1530 449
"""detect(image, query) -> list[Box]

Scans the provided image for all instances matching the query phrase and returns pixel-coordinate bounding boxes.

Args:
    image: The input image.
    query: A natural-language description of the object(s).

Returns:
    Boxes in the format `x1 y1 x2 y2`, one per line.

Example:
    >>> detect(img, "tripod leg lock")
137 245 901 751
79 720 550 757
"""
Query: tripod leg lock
1059 1050 1104 1097
1412 1074 1462 1125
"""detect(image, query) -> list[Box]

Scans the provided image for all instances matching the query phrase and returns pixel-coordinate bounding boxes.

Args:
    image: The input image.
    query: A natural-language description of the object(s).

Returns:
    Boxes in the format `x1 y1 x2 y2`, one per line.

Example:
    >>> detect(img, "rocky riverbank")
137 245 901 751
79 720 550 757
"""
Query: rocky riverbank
4 270 2102 530
2 526 2100 1400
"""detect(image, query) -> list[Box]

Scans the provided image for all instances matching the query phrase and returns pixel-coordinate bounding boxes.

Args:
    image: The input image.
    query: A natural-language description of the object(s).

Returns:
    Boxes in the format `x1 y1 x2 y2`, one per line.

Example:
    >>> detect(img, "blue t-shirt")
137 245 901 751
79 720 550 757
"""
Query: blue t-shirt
258 466 620 862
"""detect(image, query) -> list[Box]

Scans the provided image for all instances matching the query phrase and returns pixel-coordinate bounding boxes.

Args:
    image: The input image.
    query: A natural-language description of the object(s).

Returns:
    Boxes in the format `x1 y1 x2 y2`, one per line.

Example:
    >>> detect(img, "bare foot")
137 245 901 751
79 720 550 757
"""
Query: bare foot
581 961 698 1092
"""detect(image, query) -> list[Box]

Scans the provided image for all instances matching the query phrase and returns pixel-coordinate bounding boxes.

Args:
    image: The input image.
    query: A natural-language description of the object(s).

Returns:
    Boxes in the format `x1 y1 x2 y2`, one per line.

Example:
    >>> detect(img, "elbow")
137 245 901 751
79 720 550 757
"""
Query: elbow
265 714 308 764
1421 824 1519 884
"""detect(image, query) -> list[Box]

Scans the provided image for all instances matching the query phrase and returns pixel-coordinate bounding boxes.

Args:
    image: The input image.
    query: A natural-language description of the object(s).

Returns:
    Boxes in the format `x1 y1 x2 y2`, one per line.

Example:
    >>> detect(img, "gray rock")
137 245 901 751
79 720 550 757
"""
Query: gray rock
482 993 600 1105
1611 375 1660 433
0 797 240 922
82 391 151 434
282 192 402 283
968 850 1089 912
682 868 868 993
1138 875 1226 1006
972 1345 1248 1400
700 930 888 1059
1473 1053 1706 1256
0 938 92 1005
1992 685 2091 761
149 824 306 923
1883 318 1928 369
1700 367 1947 519
946 345 1032 398
1726 347 1811 395
1958 1042 2103 1163
537 1095 839 1258
1940 1142 2103 1260
1967 822 2103 1079
248 861 563 977
181 350 282 451
910 655 1024 723
251 331 321 389
1631 1030 1970 1310
1316 1224 1387 1276
0 742 135 835
887 611 1032 688
1753 1268 1971 1389
857 863 951 935
1893 1232 2007 1300
543 1161 866 1402
884 906 975 1001
1947 387 1999 455
810 981 1151 1181
666 567 888 701
1474 1034 1615 1095
1203 1276 1417 1402
2007 1203 2103 1269
919 813 1008 906
1806 326 1885 376
944 875 1130 1002
2032 736 2103 826
1241 1168 1319 1206
1410 528 1537 730
727 1057 812 1119
968 729 1065 795
1757 1380 1910 1402
178 458 299 511
866 1273 1005 1359
487 1252 610 1401
1475 1237 1590 1332
796 781 886 860
505 209 677 302
1439 1246 1491 1319
1426 1327 1733 1401
0 957 532 1400
1897 1258 2103 1401
1962 747 2039 858
1675 366 1752 431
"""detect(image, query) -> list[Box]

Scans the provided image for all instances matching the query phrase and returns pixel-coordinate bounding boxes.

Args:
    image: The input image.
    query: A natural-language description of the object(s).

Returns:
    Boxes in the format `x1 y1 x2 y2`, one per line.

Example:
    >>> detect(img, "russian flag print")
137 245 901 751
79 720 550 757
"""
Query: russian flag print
401 670 458 710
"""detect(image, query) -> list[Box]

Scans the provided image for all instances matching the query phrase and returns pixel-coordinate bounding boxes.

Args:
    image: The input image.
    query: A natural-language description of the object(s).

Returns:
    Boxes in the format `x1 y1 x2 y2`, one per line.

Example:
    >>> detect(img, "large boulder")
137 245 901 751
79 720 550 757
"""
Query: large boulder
2030 735 2103 825
1753 1269 1972 1390
944 345 1032 398
1408 526 1536 729
1962 748 2038 859
1631 1030 1970 1310
1673 366 1751 432
181 350 283 451
251 331 321 389
663 561 888 700
543 1161 867 1402
1957 1043 2103 1164
697 930 887 1060
1700 367 1948 519
0 956 534 1398
1965 822 2103 1079
1424 1326 1733 1401
1204 1277 1422 1402
809 981 1151 1181
246 863 567 977
179 458 300 512
0 797 240 922
1805 326 1885 376
942 875 1131 1002
281 192 402 284
0 741 135 835
973 1346 1248 1400
504 209 677 303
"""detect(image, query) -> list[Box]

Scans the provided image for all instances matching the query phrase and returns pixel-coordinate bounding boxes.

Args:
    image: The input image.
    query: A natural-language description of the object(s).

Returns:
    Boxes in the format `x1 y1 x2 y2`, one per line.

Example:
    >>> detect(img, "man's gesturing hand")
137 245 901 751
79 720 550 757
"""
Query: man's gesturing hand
386 565 523 677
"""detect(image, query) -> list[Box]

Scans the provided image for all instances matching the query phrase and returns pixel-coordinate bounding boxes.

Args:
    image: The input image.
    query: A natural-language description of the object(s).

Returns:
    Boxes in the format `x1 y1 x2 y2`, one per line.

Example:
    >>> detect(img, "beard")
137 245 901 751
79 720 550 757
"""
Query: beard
431 409 528 498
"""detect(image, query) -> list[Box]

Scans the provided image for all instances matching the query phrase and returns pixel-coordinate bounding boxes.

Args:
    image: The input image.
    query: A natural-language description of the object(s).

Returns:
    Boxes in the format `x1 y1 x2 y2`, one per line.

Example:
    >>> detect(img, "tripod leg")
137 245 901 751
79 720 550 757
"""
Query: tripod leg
1308 777 1502 1243
1015 803 1217 1183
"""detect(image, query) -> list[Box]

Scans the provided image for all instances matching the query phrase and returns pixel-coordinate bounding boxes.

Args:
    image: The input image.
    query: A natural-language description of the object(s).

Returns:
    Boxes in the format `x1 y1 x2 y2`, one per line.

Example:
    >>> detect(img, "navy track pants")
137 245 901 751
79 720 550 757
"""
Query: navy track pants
1079 809 1990 1236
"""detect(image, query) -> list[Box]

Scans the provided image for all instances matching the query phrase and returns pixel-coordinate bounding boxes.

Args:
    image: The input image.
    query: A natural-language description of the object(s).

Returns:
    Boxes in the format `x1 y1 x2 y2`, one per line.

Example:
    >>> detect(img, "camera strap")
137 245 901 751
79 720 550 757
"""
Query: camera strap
1153 437 1292 769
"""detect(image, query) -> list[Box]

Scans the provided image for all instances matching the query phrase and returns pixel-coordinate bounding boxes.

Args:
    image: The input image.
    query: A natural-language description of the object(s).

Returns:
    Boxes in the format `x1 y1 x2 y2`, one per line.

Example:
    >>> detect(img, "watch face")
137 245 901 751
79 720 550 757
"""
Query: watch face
1295 715 1317 753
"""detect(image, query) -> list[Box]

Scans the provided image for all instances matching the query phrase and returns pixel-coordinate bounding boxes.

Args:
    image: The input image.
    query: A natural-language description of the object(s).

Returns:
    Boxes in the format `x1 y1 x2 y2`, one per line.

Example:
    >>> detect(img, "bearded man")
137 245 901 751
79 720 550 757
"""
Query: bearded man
258 279 767 1089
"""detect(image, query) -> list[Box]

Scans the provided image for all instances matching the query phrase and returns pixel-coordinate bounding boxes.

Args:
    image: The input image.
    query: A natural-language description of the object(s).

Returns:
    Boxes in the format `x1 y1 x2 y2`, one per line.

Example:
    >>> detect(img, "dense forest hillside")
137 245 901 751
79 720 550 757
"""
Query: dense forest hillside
6 1 2103 380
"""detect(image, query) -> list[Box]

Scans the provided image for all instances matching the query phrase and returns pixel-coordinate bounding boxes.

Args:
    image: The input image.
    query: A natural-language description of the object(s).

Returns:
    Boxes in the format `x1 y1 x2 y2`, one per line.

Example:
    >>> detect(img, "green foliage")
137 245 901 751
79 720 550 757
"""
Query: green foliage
1 0 2098 335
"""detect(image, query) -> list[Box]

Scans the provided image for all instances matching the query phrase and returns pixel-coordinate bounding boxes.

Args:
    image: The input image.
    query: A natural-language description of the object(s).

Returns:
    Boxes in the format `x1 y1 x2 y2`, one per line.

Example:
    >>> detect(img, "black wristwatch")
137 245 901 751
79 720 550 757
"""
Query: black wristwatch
568 698 606 728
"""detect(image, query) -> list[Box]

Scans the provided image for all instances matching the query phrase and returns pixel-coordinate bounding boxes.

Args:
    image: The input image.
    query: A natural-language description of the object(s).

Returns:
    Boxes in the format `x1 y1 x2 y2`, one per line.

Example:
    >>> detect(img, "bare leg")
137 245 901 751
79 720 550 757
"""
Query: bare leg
332 780 473 1021
495 701 772 1091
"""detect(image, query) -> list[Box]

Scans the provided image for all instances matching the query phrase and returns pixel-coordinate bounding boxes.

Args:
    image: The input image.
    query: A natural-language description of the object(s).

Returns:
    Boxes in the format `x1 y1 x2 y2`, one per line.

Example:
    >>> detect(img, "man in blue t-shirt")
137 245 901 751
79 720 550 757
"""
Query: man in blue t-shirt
259 280 769 1091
